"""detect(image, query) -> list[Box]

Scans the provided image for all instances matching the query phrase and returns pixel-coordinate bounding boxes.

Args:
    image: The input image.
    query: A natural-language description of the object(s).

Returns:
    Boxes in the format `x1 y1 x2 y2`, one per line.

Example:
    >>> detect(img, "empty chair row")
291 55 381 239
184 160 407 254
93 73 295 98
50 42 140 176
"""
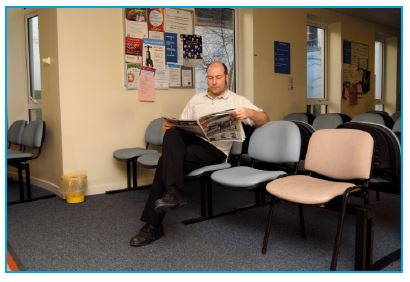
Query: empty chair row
7 119 47 202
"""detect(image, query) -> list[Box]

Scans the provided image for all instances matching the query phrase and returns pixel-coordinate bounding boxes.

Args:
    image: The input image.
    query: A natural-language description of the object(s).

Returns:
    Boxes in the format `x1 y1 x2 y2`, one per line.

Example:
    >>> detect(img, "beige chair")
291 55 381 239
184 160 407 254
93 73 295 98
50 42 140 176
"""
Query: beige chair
262 129 374 270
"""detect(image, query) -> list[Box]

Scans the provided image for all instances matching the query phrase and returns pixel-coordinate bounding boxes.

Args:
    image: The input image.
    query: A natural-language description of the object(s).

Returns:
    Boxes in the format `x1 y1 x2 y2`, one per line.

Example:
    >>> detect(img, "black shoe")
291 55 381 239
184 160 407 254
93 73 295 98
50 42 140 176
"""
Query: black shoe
129 223 164 247
154 192 186 213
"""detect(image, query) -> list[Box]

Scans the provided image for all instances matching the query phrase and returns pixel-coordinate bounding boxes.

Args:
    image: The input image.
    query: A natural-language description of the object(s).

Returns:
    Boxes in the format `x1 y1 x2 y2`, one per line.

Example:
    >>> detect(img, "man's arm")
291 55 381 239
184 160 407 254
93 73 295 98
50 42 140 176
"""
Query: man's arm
233 108 270 126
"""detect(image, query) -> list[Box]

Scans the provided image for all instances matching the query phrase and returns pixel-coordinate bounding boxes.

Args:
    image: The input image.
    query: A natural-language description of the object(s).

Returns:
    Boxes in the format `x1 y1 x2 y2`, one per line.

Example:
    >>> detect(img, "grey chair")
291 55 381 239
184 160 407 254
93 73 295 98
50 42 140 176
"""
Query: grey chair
312 113 351 130
8 120 28 151
391 111 400 122
392 117 401 140
8 120 46 202
181 141 243 224
283 113 315 124
193 121 301 223
263 129 374 270
110 118 164 193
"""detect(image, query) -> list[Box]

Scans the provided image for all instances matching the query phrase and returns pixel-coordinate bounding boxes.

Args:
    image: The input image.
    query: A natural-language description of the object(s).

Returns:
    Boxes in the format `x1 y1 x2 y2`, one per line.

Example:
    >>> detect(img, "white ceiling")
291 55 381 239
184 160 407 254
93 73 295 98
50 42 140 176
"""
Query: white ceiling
327 8 401 30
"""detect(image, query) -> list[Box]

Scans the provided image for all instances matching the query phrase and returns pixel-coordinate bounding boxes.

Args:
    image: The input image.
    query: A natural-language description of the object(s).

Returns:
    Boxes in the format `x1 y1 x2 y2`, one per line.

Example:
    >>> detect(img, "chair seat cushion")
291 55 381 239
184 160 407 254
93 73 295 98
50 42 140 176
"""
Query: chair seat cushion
113 148 156 160
137 152 161 168
8 150 33 160
266 175 356 205
186 163 231 178
211 166 286 189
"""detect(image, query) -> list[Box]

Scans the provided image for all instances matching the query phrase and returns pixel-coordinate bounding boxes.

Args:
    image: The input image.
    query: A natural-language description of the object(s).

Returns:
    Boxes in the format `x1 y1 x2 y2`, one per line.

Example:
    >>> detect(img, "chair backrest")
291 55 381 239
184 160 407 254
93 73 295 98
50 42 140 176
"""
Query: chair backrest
283 113 315 124
145 118 165 146
312 113 350 130
290 121 315 161
392 117 401 141
391 111 400 122
305 129 374 180
248 120 301 163
352 113 386 126
337 122 401 190
392 117 401 133
8 120 27 147
21 120 46 157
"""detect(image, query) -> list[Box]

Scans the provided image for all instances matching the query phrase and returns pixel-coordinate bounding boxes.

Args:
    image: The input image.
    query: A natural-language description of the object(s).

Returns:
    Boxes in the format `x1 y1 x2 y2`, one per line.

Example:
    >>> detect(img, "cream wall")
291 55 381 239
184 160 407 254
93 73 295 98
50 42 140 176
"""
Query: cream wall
251 8 400 120
56 9 196 194
7 9 29 124
7 8 401 196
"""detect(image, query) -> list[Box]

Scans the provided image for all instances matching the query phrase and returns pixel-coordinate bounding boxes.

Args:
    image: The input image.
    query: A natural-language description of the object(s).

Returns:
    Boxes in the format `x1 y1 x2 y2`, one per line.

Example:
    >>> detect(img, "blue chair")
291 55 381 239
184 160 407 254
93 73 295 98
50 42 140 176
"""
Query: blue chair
312 113 351 130
193 121 301 223
109 118 164 193
8 120 27 151
283 113 315 124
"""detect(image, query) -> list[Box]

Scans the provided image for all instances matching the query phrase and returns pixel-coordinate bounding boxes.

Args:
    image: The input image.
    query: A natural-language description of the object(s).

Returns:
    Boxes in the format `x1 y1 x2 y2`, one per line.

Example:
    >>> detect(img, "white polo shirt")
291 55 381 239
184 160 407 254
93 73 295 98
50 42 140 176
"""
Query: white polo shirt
179 90 263 156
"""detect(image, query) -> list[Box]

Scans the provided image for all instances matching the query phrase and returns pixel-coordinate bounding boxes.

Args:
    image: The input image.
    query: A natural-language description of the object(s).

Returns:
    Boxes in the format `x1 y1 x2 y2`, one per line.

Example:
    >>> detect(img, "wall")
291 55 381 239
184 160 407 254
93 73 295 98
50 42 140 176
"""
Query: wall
253 8 307 121
56 9 196 194
7 9 29 124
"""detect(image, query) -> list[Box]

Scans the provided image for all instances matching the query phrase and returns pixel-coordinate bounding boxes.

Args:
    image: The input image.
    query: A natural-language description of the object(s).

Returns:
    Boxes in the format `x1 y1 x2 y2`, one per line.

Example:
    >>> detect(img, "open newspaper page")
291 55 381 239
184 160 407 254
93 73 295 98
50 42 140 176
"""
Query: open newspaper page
163 117 206 138
164 109 245 142
198 109 245 142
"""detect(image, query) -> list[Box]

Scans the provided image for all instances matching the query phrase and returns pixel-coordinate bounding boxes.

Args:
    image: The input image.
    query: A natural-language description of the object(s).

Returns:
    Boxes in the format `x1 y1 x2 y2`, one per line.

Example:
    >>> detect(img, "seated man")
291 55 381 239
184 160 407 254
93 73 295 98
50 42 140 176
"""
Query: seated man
130 61 270 247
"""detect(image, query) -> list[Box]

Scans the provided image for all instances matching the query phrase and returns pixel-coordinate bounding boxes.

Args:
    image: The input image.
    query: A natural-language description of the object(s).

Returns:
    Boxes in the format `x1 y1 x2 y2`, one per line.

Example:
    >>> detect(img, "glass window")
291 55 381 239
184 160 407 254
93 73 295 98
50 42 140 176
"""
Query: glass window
27 15 42 101
307 25 325 100
194 8 236 93
374 40 384 111
26 14 42 120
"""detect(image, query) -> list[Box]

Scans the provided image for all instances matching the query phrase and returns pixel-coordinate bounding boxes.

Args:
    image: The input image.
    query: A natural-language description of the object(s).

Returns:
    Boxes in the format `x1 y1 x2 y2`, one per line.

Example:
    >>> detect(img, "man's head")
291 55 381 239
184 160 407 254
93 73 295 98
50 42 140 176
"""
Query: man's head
206 61 229 97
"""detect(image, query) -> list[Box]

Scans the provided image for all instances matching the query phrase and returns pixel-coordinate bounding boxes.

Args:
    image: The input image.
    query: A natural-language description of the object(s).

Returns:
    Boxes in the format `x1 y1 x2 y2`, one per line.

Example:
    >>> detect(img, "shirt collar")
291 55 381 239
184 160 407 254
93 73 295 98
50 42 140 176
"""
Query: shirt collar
204 89 230 100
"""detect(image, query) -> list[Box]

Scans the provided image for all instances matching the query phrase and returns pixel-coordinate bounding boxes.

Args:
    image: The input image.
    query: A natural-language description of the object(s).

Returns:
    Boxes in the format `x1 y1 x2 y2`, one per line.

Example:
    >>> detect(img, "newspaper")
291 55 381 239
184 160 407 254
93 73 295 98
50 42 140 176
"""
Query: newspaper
163 109 245 142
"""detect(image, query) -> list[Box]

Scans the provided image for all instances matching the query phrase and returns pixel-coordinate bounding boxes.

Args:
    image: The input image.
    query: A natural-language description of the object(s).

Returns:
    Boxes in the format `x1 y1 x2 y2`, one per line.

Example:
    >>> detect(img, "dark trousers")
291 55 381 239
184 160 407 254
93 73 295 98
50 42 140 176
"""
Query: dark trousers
140 128 226 226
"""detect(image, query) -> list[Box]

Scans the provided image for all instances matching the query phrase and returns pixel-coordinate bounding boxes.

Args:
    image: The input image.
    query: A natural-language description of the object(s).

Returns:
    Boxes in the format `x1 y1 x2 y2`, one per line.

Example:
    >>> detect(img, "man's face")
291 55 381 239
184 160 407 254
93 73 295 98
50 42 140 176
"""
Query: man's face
207 64 228 97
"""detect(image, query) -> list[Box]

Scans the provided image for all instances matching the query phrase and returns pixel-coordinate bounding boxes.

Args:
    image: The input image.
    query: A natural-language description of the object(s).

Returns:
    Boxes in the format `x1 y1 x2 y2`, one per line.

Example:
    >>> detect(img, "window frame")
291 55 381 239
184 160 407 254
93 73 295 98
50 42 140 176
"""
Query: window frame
24 11 42 120
194 8 237 93
374 39 385 111
306 20 328 114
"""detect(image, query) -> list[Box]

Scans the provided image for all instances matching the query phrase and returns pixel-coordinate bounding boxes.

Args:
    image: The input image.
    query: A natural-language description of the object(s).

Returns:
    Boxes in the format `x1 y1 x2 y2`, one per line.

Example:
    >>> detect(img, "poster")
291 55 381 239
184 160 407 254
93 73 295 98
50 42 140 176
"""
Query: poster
164 8 193 35
168 64 181 87
181 67 193 88
125 8 147 22
125 63 140 89
165 32 178 64
148 8 165 40
155 69 169 89
274 41 291 74
181 34 202 67
142 38 166 70
125 20 148 39
138 66 156 102
125 37 142 64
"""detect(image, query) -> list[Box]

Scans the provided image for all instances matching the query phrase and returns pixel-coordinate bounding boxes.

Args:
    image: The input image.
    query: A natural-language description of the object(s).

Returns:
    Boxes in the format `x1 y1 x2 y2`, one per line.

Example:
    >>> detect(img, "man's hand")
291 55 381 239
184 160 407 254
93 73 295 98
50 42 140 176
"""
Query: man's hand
232 108 254 121
232 107 270 126
162 122 174 132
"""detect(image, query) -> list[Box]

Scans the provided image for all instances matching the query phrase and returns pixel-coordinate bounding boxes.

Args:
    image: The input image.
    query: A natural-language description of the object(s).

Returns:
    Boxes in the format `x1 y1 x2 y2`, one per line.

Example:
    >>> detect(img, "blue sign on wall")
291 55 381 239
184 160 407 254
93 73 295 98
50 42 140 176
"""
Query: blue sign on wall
274 41 291 74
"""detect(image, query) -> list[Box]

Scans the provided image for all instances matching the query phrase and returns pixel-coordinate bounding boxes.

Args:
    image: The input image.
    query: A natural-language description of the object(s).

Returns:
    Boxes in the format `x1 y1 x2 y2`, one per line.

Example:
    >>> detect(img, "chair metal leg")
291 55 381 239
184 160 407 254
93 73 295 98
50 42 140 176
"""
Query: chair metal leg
262 199 276 254
127 160 132 189
25 163 31 200
17 166 24 201
200 179 206 217
298 205 306 238
330 192 350 270
206 178 213 216
132 160 137 189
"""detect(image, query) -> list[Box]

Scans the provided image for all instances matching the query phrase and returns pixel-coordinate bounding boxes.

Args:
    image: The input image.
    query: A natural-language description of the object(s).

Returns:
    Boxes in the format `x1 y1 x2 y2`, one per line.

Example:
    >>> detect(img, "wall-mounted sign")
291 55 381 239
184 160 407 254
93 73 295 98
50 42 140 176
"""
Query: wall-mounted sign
274 41 291 74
